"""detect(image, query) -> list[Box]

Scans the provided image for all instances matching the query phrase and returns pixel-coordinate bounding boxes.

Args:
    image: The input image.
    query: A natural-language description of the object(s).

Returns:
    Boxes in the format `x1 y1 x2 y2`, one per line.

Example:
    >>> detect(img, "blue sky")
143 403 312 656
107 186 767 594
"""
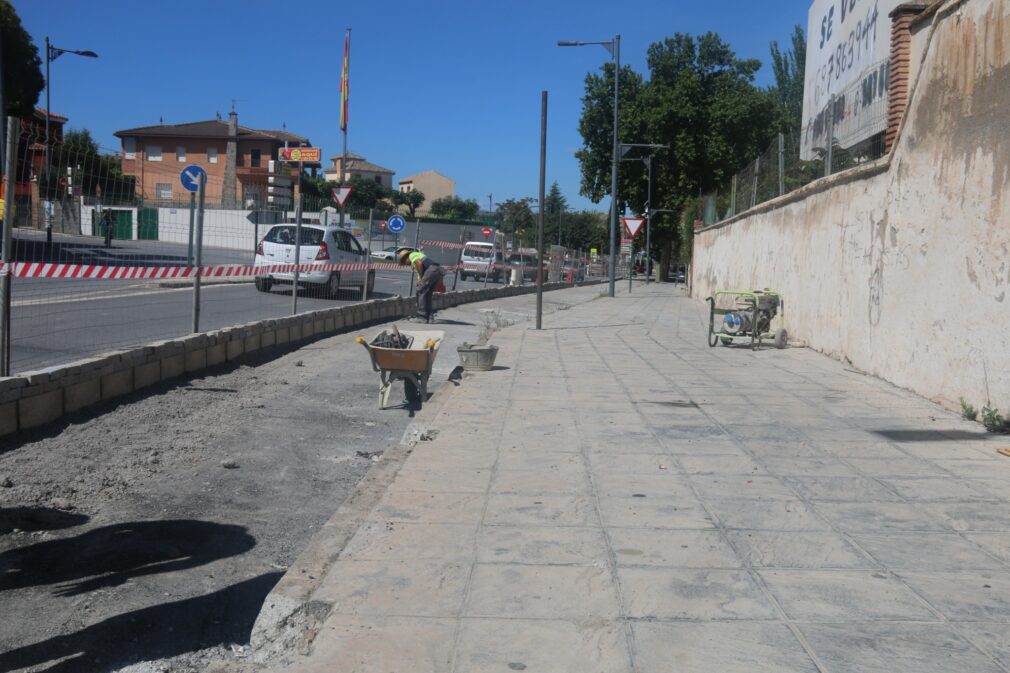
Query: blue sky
15 0 811 211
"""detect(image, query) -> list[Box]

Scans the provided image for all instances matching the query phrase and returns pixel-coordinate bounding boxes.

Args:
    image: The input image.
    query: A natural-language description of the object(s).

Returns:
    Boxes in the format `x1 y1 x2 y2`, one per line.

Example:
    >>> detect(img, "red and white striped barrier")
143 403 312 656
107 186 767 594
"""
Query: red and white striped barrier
0 261 415 280
419 239 466 250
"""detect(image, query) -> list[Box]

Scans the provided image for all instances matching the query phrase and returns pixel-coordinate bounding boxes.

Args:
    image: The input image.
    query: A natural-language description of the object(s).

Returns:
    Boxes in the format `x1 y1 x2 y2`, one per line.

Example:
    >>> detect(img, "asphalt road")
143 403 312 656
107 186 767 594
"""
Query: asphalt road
10 270 502 373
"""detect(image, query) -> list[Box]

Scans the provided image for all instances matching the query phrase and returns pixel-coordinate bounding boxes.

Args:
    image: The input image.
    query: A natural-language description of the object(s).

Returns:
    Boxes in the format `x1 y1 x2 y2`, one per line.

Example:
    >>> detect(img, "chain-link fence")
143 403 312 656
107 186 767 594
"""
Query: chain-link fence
0 120 593 374
701 60 889 226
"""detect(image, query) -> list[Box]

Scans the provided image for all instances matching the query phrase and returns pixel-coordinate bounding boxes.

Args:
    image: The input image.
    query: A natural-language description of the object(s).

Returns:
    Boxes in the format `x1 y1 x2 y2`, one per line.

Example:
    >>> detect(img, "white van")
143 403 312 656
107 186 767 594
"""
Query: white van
459 242 505 282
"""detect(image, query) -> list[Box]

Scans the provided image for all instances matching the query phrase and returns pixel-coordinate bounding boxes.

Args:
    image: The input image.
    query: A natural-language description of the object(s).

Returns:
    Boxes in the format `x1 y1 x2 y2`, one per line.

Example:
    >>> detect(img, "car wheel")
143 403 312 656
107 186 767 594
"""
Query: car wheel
326 272 342 299
365 270 375 296
254 277 273 293
459 271 467 282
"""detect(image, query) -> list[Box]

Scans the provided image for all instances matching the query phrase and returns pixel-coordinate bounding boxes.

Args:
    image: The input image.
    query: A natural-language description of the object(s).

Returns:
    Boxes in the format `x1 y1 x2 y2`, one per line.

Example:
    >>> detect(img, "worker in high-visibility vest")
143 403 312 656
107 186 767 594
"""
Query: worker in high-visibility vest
397 247 444 322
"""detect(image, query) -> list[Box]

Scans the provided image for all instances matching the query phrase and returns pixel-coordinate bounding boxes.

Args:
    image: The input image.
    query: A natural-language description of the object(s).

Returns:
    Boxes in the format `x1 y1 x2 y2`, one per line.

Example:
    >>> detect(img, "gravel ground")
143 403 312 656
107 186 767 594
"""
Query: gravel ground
0 285 604 672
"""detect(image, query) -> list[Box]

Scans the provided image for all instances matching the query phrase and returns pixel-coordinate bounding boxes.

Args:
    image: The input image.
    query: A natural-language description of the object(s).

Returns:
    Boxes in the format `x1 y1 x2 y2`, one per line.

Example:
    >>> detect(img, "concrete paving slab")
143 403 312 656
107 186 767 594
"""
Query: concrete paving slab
797 622 1005 673
340 522 478 561
609 528 743 568
757 570 938 621
597 495 715 530
465 563 621 619
475 525 608 565
313 560 469 617
726 530 874 569
633 622 820 673
851 532 1006 571
618 567 777 620
483 494 598 527
898 572 1010 620
371 491 486 525
454 617 631 673
813 501 950 533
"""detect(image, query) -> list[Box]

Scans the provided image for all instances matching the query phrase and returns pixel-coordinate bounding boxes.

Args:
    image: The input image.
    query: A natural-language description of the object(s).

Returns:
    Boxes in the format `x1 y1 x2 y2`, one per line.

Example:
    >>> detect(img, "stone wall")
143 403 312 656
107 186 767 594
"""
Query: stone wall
692 0 1010 412
0 282 577 437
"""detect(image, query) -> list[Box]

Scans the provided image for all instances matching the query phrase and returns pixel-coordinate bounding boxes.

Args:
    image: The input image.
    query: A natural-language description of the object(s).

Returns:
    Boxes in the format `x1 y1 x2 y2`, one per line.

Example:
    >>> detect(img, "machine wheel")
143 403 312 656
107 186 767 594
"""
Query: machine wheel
325 272 342 299
773 328 789 349
720 337 733 347
254 277 273 293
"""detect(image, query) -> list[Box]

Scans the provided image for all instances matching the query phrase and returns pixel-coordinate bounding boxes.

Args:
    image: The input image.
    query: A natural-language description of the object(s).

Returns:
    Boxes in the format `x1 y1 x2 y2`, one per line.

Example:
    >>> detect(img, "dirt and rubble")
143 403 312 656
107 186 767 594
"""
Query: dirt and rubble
0 288 602 672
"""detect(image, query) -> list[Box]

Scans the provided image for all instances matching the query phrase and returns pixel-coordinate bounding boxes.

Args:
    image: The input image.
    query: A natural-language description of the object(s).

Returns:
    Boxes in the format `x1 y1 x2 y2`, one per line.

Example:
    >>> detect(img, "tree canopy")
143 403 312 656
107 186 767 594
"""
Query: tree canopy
429 195 480 221
1 1 44 118
392 188 425 218
575 31 777 273
770 25 806 135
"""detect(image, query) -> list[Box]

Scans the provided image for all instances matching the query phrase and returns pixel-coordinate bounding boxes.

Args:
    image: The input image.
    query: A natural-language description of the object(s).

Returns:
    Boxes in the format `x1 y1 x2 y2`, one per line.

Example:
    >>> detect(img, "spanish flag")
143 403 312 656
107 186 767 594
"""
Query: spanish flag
339 29 351 132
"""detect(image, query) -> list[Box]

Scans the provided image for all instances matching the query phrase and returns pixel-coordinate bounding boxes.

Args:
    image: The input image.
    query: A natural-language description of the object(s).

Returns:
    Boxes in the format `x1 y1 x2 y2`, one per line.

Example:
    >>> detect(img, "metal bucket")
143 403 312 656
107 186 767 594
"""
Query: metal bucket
457 343 499 372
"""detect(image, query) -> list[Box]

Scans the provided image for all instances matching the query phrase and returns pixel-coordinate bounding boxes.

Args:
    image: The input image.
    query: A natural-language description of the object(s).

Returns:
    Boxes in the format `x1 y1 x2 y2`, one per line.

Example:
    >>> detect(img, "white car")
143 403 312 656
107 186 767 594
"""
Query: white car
458 241 506 282
254 224 374 298
371 246 398 260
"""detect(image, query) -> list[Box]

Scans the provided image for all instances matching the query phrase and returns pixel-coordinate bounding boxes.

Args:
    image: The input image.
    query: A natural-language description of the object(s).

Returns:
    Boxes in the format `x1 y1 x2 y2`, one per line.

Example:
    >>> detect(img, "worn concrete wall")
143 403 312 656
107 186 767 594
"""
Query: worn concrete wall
693 0 1010 412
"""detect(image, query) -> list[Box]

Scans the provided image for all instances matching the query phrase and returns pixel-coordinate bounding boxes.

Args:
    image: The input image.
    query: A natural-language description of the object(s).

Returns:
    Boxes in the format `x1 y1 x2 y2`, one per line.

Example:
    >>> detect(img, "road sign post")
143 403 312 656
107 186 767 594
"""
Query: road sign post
362 208 373 301
191 171 207 333
180 165 206 268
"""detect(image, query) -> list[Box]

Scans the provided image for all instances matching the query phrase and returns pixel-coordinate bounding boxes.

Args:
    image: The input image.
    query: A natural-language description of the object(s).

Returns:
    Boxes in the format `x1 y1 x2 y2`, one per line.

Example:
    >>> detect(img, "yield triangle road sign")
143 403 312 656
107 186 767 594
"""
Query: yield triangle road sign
331 186 353 208
623 217 645 237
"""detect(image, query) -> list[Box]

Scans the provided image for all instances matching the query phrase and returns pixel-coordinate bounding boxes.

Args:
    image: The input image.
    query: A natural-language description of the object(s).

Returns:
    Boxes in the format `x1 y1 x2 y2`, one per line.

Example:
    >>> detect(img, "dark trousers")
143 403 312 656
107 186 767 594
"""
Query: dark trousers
416 265 444 317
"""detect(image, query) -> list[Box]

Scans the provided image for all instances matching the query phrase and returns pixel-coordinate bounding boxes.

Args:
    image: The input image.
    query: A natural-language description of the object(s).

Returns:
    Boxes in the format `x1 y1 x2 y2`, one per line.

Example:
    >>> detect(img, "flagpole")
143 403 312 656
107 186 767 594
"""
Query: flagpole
339 28 351 230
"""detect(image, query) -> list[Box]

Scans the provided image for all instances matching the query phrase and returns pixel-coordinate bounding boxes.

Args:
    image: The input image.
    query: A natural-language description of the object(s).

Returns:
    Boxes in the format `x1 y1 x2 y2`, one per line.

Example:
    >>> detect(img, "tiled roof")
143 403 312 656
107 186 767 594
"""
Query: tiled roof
114 119 309 144
33 108 68 123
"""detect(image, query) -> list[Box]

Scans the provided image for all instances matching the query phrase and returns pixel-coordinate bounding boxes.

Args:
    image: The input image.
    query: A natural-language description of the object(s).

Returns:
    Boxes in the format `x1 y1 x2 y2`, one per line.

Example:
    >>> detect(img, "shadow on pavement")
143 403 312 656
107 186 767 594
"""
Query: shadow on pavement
0 572 282 673
12 236 190 267
873 429 993 442
0 519 255 595
0 507 89 535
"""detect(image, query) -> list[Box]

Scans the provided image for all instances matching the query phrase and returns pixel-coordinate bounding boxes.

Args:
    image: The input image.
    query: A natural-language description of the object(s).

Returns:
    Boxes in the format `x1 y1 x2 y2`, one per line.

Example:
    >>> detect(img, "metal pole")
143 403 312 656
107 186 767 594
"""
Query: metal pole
778 132 785 196
751 156 760 208
645 156 652 285
339 29 351 231
731 175 738 215
451 225 464 291
191 173 206 333
825 94 835 178
1 117 19 376
608 34 620 298
187 192 195 266
291 164 303 314
44 37 52 244
362 207 372 301
536 91 547 330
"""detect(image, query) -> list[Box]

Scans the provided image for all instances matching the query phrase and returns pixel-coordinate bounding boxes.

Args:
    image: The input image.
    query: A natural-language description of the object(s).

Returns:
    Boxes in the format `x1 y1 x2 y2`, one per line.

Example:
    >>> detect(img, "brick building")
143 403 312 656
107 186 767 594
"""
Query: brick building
114 112 316 208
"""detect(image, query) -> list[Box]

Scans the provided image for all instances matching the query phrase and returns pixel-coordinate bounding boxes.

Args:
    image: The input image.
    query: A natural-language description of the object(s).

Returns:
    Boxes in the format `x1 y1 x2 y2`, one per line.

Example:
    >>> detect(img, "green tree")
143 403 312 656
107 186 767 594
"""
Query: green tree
0 1 44 117
495 197 535 246
429 195 480 221
392 188 425 218
344 175 393 210
43 127 135 203
770 25 806 135
575 31 777 277
543 181 568 245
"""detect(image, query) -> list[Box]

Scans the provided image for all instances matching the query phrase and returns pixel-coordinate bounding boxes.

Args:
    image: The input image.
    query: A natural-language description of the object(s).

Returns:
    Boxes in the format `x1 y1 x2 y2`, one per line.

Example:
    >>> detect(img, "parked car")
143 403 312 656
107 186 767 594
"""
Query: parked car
458 242 506 282
372 246 397 260
254 224 374 298
507 253 538 281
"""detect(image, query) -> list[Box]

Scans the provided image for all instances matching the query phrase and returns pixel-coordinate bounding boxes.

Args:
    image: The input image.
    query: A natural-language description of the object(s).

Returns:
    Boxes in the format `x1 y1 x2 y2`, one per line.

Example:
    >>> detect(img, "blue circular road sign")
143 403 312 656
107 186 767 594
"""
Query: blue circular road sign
179 164 207 193
387 214 406 233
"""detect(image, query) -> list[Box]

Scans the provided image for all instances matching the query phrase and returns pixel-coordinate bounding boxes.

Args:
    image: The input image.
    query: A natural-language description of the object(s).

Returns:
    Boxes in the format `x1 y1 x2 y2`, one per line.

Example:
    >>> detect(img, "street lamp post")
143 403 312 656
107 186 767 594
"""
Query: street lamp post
44 37 98 244
558 35 620 297
620 143 666 284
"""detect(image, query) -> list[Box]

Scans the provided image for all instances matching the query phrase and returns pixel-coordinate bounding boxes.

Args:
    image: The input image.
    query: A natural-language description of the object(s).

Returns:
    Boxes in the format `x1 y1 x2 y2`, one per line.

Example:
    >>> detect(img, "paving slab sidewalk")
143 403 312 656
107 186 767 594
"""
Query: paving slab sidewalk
249 283 1010 673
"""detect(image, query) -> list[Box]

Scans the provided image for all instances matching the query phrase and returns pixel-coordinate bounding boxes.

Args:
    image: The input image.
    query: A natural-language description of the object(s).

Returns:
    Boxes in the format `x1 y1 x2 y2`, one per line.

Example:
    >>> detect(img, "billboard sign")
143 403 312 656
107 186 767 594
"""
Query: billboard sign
801 0 901 159
278 147 322 163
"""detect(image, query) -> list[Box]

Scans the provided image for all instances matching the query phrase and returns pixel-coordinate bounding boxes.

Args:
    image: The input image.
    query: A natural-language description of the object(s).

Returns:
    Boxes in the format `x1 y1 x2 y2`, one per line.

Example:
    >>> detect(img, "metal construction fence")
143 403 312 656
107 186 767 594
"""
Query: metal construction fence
700 60 889 226
0 120 601 375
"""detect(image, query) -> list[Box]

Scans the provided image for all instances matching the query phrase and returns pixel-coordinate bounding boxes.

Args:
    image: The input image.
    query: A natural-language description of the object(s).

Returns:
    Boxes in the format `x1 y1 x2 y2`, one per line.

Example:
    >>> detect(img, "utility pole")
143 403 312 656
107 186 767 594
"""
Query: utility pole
536 92 547 330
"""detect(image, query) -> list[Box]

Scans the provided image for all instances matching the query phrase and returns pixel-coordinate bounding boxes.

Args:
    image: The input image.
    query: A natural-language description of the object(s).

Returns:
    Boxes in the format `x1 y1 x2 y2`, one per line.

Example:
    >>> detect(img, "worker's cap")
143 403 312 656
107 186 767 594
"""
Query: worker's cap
396 247 414 263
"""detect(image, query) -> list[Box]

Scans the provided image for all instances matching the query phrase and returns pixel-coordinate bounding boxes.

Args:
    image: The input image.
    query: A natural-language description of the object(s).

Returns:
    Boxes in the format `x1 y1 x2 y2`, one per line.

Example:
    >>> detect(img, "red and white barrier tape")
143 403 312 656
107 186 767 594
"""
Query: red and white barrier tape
419 239 466 250
0 261 414 280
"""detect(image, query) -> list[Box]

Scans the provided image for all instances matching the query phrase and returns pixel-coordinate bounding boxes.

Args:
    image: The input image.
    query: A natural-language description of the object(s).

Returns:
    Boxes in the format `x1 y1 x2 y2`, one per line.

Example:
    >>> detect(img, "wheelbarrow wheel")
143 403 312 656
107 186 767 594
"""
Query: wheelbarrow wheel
403 377 423 408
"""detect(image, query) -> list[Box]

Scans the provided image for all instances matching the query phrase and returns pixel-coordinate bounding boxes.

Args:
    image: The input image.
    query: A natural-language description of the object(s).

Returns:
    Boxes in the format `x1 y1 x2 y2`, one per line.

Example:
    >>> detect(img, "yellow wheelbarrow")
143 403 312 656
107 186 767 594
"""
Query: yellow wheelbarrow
357 326 443 409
